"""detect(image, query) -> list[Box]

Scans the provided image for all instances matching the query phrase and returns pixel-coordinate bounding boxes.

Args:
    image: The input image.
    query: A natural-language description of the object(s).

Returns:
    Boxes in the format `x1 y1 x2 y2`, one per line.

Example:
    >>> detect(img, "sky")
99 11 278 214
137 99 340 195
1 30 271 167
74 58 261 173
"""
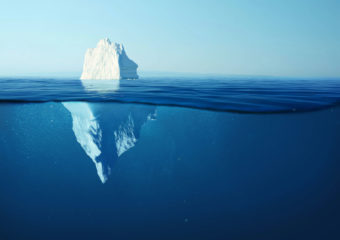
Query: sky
0 0 339 77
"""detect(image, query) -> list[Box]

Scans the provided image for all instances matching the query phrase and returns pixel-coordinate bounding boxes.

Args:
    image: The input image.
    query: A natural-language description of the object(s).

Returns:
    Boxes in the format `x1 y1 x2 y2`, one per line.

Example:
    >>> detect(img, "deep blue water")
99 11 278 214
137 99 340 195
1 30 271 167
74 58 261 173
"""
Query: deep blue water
0 77 340 239
1 77 340 112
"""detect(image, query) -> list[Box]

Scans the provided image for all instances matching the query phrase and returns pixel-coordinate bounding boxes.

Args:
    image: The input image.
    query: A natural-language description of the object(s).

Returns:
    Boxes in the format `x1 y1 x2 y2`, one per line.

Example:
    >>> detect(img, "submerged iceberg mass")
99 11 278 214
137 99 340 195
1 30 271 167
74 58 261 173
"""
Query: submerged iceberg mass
62 102 156 183
80 38 138 80
62 102 107 183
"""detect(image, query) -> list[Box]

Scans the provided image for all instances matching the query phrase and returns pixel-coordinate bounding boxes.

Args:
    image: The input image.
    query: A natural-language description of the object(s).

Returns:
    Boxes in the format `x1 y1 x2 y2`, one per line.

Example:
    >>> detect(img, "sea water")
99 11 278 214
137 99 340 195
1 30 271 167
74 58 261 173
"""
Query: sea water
0 76 339 239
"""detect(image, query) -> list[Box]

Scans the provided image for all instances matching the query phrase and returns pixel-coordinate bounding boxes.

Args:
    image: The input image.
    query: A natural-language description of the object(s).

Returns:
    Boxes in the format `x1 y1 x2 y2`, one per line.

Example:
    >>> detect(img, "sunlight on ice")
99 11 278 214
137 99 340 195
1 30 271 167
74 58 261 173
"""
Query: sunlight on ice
80 38 138 80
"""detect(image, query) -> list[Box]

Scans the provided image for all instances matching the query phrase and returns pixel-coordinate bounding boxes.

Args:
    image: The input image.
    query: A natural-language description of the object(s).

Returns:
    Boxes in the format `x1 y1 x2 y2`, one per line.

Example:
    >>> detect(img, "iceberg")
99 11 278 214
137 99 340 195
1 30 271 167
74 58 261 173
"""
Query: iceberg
62 102 107 183
80 38 138 80
62 39 149 183
63 102 156 183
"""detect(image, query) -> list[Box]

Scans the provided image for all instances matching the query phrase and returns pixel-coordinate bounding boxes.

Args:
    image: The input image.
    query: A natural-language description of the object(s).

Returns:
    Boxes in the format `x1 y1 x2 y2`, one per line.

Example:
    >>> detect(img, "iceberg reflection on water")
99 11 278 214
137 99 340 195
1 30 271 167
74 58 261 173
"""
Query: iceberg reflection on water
62 79 156 183
80 79 120 92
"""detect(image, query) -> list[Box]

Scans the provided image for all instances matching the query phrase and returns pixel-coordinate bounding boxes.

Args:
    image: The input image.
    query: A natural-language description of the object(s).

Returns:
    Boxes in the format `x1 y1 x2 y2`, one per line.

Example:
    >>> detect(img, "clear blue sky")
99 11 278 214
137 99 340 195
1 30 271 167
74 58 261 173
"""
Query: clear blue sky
0 0 339 77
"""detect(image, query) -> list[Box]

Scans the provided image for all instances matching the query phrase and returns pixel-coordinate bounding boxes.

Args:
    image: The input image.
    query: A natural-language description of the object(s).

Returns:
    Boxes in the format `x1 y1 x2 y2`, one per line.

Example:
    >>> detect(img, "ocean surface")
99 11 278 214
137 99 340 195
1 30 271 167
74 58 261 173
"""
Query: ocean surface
0 76 340 239
1 76 340 112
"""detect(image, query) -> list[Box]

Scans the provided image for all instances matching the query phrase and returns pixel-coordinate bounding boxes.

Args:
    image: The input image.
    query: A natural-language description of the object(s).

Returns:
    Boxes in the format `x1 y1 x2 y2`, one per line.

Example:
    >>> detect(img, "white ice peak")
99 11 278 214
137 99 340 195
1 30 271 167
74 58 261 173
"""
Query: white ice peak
80 38 138 80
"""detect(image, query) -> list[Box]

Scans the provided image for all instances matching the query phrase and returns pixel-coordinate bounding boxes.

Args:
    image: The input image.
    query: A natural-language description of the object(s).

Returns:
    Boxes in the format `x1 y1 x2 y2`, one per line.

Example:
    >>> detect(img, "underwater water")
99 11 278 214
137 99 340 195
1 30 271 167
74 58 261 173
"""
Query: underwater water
0 77 340 239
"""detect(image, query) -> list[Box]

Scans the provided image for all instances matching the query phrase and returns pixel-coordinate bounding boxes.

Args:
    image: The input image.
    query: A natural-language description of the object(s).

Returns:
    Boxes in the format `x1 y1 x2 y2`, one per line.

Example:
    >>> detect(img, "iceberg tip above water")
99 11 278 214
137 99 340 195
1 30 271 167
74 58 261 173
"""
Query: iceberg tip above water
80 38 138 80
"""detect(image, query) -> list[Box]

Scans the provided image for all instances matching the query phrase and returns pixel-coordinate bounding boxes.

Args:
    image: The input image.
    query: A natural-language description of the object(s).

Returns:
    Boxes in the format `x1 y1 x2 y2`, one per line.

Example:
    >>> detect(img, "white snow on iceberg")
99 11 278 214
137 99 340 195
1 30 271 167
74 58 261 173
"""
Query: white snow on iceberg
80 38 138 80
